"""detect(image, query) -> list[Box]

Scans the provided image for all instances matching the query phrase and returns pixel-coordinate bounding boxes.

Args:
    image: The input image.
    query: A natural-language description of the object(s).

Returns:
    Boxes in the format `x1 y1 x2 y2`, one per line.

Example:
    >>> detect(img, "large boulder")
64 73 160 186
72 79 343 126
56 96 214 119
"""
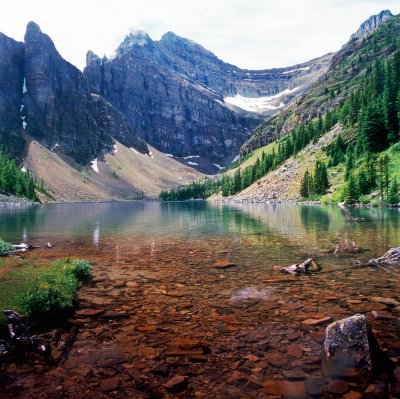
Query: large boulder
323 314 390 378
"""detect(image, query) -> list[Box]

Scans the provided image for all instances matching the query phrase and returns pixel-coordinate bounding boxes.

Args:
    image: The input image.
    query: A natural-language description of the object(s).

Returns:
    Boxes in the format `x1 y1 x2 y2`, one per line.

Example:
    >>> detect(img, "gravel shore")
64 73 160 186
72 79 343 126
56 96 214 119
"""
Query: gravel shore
0 193 36 207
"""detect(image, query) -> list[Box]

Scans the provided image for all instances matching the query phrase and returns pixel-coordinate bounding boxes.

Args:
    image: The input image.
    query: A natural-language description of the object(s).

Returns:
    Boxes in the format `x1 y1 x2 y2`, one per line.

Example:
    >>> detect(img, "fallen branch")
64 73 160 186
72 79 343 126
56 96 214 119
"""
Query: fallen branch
9 242 53 254
366 247 400 268
338 202 358 223
2 310 54 364
274 258 321 276
333 238 360 256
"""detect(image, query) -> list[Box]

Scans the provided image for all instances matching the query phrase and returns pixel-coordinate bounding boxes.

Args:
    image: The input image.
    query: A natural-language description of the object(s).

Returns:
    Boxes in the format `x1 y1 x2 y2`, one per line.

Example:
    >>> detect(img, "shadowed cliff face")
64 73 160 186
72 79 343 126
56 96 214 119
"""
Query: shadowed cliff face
0 22 147 165
22 22 147 164
84 31 331 166
0 33 25 156
0 23 329 171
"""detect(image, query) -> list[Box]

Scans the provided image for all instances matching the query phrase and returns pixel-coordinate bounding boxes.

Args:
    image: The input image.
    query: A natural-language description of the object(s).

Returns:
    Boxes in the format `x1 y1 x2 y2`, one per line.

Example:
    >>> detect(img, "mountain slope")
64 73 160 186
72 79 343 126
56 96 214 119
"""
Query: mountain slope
84 31 331 172
23 137 203 201
241 10 398 155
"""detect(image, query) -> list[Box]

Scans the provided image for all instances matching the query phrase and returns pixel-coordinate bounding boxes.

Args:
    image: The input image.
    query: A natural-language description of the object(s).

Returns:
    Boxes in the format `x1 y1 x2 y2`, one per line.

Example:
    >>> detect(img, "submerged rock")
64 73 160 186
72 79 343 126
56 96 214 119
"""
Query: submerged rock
323 314 390 378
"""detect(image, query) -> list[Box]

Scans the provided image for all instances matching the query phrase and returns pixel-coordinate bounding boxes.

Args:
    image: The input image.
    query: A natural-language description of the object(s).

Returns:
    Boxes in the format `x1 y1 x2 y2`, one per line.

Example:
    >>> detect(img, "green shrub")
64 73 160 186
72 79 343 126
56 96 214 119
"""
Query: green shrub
12 259 92 322
70 259 92 283
14 266 79 320
0 239 13 256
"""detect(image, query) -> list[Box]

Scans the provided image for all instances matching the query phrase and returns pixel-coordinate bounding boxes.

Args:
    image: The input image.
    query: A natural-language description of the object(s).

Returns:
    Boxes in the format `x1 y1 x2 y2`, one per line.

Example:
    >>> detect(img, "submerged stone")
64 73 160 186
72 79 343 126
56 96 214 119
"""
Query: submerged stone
323 314 390 378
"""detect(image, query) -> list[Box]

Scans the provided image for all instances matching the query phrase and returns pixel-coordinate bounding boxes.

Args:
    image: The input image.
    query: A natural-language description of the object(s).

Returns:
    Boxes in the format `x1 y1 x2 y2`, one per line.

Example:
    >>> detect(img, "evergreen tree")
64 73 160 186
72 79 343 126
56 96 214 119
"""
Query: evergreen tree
387 177 399 204
300 170 311 198
343 174 360 203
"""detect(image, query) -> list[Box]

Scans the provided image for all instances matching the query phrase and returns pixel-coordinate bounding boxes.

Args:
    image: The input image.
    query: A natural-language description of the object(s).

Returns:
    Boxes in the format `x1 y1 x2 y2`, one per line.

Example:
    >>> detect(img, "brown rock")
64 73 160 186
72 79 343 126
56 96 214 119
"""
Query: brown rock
136 324 157 332
282 370 307 380
370 310 395 320
214 260 236 269
302 316 332 326
326 379 349 395
261 381 306 398
113 280 127 287
288 345 304 359
369 296 400 307
100 376 121 393
227 371 247 387
266 352 288 367
344 391 362 399
100 311 129 320
75 308 105 317
163 375 189 392
218 315 241 325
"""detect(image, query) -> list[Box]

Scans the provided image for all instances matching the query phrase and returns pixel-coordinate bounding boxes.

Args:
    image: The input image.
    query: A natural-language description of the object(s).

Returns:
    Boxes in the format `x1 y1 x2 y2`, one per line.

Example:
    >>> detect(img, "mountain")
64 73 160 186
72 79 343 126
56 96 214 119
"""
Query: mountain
161 10 400 205
240 10 398 156
84 31 331 171
350 9 393 40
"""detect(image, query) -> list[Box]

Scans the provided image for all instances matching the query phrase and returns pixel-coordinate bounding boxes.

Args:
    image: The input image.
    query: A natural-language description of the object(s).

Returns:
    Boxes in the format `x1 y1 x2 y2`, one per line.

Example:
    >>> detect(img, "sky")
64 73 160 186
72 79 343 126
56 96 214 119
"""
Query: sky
0 0 399 71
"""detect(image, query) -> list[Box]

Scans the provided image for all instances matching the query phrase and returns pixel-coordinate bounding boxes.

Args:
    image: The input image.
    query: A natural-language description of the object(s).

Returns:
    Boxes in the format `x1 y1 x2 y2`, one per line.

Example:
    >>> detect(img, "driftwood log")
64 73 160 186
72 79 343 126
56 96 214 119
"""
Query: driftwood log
366 247 400 268
338 203 358 223
2 310 53 364
9 242 53 254
274 258 321 276
333 238 360 256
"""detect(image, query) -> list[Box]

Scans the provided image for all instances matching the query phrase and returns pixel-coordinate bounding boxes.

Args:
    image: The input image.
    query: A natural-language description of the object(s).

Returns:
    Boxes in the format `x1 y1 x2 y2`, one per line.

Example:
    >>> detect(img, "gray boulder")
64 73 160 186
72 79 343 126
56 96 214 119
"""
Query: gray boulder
323 314 390 378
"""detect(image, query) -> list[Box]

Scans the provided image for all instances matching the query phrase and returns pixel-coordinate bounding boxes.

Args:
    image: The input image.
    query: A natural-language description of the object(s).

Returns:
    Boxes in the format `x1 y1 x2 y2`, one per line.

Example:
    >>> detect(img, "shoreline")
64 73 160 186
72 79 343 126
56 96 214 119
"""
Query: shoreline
0 193 37 208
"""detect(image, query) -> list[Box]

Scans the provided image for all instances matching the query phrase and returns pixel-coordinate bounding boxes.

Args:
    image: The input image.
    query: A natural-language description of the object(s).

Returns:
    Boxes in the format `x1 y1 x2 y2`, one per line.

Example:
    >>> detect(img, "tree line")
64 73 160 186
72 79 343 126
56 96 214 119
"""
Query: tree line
0 147 38 200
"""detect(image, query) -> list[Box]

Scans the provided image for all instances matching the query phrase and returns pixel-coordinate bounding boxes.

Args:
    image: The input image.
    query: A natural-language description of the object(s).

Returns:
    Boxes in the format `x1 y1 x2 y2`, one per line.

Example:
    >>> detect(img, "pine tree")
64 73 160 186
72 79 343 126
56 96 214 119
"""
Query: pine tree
300 170 310 198
343 174 360 204
387 177 399 204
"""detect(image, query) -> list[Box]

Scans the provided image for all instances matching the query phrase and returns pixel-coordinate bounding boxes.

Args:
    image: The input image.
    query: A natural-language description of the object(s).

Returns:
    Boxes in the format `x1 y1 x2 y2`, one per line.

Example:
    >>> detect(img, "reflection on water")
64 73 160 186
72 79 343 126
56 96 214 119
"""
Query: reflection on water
0 202 399 271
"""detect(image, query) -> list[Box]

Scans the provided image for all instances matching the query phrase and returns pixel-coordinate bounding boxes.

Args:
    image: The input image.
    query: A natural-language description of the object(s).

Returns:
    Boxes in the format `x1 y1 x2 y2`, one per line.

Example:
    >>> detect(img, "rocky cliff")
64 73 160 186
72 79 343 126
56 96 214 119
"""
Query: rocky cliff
84 31 331 169
0 33 25 156
0 22 147 167
350 10 393 40
241 10 397 156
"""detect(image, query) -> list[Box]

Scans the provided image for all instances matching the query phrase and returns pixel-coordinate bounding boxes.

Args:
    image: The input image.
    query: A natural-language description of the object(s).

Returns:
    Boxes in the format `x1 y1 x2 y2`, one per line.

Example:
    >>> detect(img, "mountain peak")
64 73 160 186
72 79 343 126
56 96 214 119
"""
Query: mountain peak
350 10 393 40
116 29 155 55
25 21 43 39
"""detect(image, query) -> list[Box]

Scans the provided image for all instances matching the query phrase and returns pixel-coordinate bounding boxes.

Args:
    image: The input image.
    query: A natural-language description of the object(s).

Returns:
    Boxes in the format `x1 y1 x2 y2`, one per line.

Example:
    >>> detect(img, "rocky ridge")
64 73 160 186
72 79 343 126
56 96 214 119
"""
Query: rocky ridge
84 31 331 170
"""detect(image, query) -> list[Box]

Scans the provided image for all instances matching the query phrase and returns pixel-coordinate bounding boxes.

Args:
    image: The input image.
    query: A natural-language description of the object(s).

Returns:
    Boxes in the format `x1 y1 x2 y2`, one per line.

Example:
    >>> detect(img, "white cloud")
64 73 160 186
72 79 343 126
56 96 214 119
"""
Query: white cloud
0 0 399 70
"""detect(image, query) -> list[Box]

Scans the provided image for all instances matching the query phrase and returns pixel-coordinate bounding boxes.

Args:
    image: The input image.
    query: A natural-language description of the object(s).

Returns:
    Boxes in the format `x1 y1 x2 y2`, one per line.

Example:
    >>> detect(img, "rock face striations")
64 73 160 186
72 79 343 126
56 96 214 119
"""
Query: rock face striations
350 10 393 40
84 31 331 167
0 33 25 156
0 22 147 165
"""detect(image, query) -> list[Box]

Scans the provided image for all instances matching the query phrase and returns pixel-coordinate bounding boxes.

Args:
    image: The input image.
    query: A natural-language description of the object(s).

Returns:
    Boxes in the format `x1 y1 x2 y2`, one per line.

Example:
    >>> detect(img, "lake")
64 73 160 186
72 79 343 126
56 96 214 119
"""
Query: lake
1 201 400 398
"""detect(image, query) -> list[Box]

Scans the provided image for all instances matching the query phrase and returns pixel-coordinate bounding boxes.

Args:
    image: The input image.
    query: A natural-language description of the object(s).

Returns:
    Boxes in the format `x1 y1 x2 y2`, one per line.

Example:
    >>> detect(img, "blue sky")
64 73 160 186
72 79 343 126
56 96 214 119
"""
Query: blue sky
0 0 399 70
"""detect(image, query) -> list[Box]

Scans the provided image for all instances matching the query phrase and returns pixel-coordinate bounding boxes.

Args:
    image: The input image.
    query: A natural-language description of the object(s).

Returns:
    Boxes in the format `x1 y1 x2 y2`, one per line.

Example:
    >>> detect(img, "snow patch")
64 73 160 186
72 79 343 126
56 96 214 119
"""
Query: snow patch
213 163 224 170
22 78 27 94
114 144 118 153
232 155 240 163
21 167 27 173
91 158 99 173
224 87 299 114
165 153 174 158
20 104 24 112
184 155 199 159
130 147 139 154
187 161 198 166
281 67 310 75
22 121 27 130
149 151 154 158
